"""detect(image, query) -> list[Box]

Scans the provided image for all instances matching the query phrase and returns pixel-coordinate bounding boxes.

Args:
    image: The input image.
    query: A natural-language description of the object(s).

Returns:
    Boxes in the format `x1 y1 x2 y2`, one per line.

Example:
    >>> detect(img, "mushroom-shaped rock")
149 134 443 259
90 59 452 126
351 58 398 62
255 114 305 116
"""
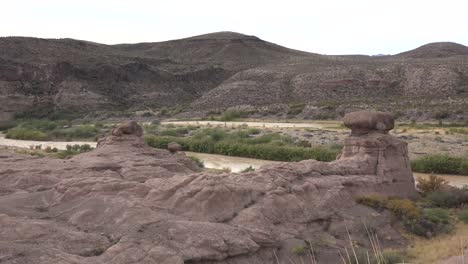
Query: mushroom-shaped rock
111 121 144 137
167 142 182 153
343 111 394 135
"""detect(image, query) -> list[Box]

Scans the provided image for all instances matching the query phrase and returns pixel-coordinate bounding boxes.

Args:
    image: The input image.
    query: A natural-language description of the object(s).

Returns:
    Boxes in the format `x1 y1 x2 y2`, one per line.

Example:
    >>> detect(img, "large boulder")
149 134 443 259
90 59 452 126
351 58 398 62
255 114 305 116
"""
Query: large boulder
167 142 182 153
111 120 144 137
343 110 394 135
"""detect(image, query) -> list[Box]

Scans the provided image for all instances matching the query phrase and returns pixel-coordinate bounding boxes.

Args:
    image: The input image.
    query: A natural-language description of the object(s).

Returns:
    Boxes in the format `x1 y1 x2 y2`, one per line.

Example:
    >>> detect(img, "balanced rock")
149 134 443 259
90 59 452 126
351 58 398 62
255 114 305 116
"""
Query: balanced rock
167 142 182 153
111 121 144 137
343 111 394 135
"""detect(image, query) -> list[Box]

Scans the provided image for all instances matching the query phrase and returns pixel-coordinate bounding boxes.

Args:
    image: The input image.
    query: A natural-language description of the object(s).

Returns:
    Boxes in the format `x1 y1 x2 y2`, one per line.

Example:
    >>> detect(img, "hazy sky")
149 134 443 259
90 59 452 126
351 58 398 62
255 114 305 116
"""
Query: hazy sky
1 0 467 55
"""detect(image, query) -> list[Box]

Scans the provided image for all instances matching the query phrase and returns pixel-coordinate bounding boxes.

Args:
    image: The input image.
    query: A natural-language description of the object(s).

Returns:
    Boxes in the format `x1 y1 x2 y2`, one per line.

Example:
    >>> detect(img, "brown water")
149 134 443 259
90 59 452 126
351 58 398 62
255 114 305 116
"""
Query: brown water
185 151 279 172
0 133 96 150
160 120 342 129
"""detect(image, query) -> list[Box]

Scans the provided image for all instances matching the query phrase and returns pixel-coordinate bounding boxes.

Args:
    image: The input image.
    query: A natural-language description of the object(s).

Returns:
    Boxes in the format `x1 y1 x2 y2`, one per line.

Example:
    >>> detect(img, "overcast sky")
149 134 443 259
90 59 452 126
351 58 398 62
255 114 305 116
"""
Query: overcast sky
1 0 467 55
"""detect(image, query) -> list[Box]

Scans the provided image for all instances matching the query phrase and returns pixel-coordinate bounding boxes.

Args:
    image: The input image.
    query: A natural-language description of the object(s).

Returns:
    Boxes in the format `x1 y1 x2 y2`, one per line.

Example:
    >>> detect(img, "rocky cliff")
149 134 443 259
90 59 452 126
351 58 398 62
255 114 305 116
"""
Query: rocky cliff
0 112 417 263
0 32 467 121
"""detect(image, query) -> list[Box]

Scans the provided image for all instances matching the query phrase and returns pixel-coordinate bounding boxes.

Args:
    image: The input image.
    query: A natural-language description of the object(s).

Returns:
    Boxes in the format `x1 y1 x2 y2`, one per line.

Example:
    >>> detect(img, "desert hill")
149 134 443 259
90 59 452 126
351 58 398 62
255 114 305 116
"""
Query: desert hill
0 32 467 121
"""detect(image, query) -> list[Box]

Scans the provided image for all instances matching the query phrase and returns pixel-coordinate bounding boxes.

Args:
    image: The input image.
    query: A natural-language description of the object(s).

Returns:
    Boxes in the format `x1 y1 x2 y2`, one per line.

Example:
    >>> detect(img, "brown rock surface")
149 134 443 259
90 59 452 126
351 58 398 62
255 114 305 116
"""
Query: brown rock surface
167 142 183 153
0 117 417 263
343 110 395 135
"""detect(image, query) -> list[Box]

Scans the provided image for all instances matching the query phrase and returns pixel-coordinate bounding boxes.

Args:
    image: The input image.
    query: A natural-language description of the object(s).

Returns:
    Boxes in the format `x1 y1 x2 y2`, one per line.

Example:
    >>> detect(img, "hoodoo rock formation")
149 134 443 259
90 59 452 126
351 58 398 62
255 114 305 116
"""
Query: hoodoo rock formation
0 112 416 263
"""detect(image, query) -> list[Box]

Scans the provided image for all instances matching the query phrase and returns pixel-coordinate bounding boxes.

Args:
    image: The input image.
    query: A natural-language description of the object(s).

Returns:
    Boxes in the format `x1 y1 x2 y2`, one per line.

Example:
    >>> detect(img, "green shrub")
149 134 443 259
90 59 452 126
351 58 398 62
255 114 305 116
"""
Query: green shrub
381 249 405 264
287 103 306 116
6 127 48 140
160 127 189 137
448 128 468 135
240 166 255 173
219 110 249 121
188 156 204 168
424 208 451 224
56 144 94 159
358 195 421 220
356 194 388 209
403 208 454 237
411 155 468 175
386 198 421 220
144 135 339 162
426 191 462 208
416 175 448 194
355 195 458 237
291 245 306 255
458 208 468 224
49 125 100 139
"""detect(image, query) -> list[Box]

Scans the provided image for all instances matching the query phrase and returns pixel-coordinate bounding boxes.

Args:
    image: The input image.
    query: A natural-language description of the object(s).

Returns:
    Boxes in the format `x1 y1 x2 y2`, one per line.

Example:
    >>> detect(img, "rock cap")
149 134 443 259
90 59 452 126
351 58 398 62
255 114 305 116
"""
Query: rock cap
343 111 394 135
111 121 144 137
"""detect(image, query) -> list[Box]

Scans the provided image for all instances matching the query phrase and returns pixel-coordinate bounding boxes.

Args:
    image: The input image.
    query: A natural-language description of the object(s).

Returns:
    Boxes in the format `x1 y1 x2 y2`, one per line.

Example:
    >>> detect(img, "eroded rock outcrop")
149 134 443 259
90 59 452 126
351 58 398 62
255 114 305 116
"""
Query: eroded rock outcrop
0 114 416 264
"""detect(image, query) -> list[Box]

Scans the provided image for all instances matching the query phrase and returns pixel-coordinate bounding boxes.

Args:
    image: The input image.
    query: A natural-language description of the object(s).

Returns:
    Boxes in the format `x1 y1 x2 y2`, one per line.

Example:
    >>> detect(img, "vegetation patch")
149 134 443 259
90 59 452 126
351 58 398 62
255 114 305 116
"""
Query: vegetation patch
146 135 339 162
4 119 111 141
357 194 456 237
411 154 468 175
188 156 204 168
6 127 48 141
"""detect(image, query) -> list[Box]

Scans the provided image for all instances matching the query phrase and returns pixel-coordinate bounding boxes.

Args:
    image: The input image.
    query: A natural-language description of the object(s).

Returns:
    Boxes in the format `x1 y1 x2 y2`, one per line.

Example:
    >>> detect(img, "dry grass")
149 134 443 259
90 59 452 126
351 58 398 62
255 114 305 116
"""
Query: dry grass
405 222 468 263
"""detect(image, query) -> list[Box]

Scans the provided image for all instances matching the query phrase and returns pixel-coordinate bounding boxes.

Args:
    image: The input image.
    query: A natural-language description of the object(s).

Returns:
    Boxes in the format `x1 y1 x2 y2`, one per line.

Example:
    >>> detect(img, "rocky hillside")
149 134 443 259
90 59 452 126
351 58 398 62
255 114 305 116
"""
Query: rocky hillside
0 32 467 121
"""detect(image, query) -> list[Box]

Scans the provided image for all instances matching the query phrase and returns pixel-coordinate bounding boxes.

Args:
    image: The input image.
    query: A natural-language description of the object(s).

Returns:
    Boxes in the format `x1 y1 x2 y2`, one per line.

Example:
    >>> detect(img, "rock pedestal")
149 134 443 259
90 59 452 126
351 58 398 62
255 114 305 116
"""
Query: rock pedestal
340 111 416 198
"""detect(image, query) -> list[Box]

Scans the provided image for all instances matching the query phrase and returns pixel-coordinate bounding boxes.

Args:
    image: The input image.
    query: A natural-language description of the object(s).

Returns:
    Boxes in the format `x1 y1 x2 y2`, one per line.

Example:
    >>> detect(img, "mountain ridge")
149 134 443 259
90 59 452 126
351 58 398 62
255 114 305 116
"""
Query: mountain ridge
0 32 467 121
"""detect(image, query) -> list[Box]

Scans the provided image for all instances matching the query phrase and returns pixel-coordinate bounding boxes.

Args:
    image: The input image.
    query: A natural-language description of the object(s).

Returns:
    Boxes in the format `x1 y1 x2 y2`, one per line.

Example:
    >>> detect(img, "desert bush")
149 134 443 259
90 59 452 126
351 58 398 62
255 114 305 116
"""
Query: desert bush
240 166 255 173
145 135 339 162
458 208 468 224
355 195 456 237
290 245 306 256
381 249 405 264
433 110 450 120
416 175 448 194
188 156 204 168
356 194 388 209
287 103 306 116
49 125 100 139
219 109 249 121
357 195 421 220
425 191 462 208
448 128 468 135
56 144 93 159
411 155 468 175
386 198 421 220
402 207 454 237
297 140 312 148
160 127 189 137
6 127 48 140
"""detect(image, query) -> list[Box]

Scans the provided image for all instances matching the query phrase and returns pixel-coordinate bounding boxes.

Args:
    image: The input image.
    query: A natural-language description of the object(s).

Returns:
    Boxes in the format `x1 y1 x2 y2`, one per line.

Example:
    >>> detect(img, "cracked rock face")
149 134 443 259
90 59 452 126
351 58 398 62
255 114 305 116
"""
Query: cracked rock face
0 115 416 264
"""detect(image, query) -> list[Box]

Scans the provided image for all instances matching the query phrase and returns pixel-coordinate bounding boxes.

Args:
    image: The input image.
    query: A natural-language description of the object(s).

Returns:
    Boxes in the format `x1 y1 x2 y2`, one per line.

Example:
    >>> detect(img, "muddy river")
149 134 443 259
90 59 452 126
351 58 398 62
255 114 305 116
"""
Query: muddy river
160 120 341 129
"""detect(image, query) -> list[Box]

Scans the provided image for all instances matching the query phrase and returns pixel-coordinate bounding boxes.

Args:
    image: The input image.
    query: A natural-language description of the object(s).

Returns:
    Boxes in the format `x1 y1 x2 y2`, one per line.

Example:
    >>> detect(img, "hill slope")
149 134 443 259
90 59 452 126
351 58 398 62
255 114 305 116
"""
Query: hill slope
0 32 467 121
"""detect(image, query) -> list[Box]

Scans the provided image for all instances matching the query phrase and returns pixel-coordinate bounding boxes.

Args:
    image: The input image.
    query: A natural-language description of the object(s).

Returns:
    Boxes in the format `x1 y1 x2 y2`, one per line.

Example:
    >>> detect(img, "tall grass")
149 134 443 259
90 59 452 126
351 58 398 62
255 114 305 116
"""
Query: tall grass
6 127 48 140
411 154 468 175
4 119 107 141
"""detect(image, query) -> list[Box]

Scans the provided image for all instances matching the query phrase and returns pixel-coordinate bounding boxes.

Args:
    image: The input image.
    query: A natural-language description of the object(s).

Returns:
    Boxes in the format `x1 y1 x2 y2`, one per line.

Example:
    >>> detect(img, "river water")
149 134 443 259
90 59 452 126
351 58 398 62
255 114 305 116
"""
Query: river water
160 120 341 129
1 133 466 186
